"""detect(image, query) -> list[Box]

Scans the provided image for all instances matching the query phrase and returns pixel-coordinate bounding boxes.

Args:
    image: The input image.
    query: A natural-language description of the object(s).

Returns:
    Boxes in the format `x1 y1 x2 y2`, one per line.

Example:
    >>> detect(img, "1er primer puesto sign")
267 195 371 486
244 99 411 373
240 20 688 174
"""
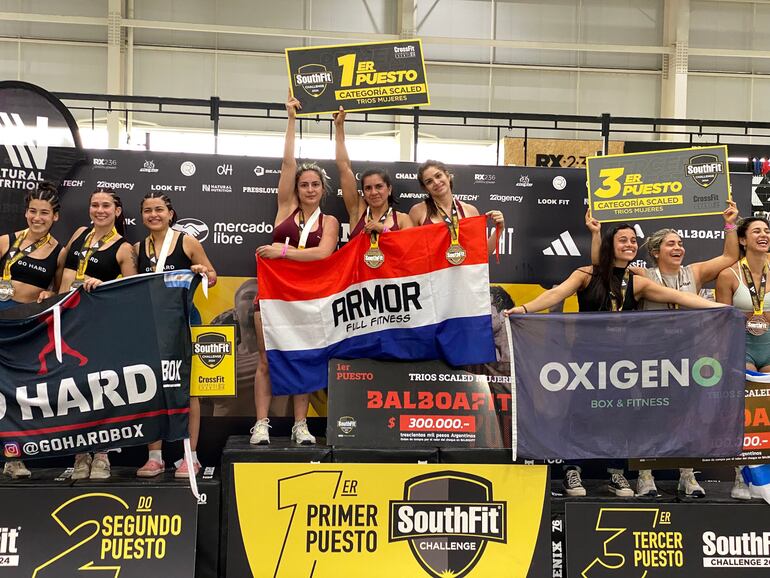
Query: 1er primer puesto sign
587 145 730 222
286 39 430 115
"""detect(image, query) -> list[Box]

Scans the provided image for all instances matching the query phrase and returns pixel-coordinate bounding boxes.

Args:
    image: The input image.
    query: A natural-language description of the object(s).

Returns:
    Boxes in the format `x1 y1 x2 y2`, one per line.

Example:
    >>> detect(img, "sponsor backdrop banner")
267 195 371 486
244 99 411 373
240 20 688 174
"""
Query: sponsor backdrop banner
503 136 624 168
587 145 731 222
44 147 753 289
566 503 770 577
0 486 197 577
258 217 496 395
0 272 196 460
286 39 429 115
0 81 85 232
328 358 511 448
190 324 236 397
510 308 746 459
226 463 550 578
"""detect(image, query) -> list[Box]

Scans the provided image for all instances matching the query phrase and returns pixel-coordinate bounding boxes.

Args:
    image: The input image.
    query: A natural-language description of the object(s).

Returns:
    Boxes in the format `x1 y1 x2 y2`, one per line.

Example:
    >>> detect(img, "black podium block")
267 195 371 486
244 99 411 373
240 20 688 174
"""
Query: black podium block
332 447 439 462
438 446 514 463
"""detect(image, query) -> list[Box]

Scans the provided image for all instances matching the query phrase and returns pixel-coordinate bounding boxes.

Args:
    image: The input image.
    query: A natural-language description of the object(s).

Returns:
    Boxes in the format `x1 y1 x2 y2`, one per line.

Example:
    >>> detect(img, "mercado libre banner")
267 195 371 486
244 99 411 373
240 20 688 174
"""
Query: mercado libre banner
587 145 731 223
258 217 496 395
226 463 550 578
286 39 430 115
509 308 746 460
566 503 770 577
0 272 197 460
327 358 511 448
38 147 754 288
0 486 198 577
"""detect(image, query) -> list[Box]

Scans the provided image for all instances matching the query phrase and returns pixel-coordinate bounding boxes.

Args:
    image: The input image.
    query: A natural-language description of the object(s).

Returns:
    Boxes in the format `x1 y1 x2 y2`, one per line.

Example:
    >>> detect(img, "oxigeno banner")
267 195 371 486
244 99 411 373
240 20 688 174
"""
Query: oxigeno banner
0 486 197 577
509 308 746 459
587 145 731 222
0 273 196 459
48 148 753 287
226 463 550 578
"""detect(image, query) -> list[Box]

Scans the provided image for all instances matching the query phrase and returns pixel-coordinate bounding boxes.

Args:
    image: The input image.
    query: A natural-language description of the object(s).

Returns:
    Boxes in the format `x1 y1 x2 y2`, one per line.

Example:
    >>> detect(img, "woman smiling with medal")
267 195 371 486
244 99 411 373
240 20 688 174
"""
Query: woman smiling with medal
134 191 216 479
409 160 505 262
0 183 65 480
250 95 339 446
59 187 137 480
334 107 412 268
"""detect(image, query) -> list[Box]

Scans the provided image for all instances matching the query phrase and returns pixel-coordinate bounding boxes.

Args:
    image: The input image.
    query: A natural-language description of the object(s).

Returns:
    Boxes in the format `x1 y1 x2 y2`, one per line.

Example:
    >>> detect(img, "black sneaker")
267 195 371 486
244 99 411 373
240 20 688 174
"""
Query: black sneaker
608 472 634 497
563 468 586 496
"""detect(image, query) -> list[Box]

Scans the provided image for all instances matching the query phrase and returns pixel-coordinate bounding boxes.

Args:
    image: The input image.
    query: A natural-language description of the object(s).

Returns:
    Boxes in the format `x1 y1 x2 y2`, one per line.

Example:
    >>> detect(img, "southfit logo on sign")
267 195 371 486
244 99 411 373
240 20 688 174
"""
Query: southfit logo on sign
0 526 20 567
539 357 722 391
193 332 232 369
687 154 723 188
702 531 770 568
295 64 333 97
389 471 506 578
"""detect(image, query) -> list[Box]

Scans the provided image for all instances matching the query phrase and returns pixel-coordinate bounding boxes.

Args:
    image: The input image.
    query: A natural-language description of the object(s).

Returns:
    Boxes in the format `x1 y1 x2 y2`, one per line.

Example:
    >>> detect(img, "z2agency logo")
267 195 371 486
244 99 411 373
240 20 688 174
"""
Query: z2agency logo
389 471 506 578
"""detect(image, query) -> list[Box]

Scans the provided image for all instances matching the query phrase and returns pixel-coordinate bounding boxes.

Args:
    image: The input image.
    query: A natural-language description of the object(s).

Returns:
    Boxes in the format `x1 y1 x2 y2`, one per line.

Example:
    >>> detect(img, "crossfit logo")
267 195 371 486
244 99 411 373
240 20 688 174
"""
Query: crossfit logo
173 218 209 242
337 416 357 434
0 526 20 567
543 231 580 256
1 112 48 171
295 64 333 98
389 471 506 578
686 154 723 188
193 332 232 369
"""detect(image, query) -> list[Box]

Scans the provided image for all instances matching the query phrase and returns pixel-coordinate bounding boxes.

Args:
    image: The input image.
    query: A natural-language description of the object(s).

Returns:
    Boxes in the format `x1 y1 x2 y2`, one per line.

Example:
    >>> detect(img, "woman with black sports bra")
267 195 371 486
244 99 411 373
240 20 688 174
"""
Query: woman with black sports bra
134 191 216 479
408 159 505 255
0 183 65 479
59 188 137 480
249 95 339 446
334 107 412 239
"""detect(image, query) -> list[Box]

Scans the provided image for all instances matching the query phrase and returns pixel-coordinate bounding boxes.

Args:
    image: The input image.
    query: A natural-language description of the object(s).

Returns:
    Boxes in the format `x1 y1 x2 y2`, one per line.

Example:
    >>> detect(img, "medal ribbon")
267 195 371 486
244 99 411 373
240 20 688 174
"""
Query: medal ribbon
653 267 682 310
740 257 767 317
297 207 321 250
75 227 117 281
610 269 631 312
437 199 461 248
366 206 391 252
148 227 175 272
3 229 51 281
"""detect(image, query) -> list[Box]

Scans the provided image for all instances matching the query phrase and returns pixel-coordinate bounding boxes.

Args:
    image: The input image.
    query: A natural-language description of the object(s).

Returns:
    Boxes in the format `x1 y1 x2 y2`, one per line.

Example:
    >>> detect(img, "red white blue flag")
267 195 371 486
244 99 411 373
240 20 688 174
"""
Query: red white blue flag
258 216 496 395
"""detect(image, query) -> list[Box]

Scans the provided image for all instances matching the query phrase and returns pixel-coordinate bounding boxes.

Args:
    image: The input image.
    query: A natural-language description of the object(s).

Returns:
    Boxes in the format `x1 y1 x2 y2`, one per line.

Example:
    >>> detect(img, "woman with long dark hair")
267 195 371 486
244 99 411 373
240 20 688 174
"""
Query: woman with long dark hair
334 108 412 241
0 183 66 478
506 223 724 497
409 160 504 254
59 187 137 479
134 191 216 479
250 95 340 446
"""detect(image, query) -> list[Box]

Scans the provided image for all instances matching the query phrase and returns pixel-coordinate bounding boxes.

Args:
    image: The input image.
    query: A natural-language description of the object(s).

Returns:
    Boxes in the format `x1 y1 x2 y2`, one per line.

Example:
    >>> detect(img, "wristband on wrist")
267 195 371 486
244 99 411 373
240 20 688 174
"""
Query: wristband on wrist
724 223 737 231
281 236 289 257
522 305 528 314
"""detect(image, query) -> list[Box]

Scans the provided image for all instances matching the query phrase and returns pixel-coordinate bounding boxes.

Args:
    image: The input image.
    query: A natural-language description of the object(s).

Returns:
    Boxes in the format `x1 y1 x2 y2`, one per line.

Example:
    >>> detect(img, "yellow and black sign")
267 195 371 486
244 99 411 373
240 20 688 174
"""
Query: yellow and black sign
286 39 430 115
587 145 731 222
227 463 550 578
190 324 236 397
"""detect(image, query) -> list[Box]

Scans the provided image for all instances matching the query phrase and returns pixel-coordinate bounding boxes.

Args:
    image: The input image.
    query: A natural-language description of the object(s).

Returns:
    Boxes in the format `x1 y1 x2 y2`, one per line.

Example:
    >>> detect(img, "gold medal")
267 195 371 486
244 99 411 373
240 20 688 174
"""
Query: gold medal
0 280 14 301
445 243 467 265
747 314 769 336
364 247 385 268
70 280 84 290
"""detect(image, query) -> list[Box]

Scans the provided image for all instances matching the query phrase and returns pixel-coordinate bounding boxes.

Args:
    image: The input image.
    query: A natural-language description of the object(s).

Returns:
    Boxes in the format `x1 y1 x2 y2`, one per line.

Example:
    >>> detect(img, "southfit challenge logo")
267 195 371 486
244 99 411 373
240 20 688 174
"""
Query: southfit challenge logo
193 332 232 369
389 471 506 578
295 64 333 98
539 357 722 391
686 154 723 188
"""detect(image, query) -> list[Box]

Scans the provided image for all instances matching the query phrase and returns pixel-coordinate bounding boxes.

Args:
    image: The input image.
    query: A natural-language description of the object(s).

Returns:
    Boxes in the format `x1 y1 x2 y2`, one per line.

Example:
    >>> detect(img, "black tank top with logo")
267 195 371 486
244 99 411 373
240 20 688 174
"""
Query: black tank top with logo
64 228 124 282
137 233 193 273
0 232 62 289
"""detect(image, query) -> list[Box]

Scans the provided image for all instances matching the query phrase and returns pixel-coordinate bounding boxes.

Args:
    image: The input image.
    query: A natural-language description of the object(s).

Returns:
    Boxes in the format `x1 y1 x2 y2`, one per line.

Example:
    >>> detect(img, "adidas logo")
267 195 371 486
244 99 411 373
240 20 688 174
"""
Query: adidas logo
0 112 49 170
543 231 580 256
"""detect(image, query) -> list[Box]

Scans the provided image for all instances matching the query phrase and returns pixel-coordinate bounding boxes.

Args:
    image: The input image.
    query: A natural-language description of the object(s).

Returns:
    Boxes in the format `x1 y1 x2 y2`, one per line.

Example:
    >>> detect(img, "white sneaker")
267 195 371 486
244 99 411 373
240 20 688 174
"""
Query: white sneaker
562 468 586 496
291 419 316 445
3 460 31 479
731 468 751 501
678 469 705 498
636 470 658 497
71 453 92 480
608 472 634 497
250 418 271 445
89 453 111 479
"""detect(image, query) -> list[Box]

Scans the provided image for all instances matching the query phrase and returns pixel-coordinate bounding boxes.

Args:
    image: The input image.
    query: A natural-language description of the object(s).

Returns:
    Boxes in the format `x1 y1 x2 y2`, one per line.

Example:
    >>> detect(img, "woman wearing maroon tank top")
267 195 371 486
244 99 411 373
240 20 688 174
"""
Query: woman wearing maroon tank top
334 107 412 238
408 160 505 254
250 95 339 446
